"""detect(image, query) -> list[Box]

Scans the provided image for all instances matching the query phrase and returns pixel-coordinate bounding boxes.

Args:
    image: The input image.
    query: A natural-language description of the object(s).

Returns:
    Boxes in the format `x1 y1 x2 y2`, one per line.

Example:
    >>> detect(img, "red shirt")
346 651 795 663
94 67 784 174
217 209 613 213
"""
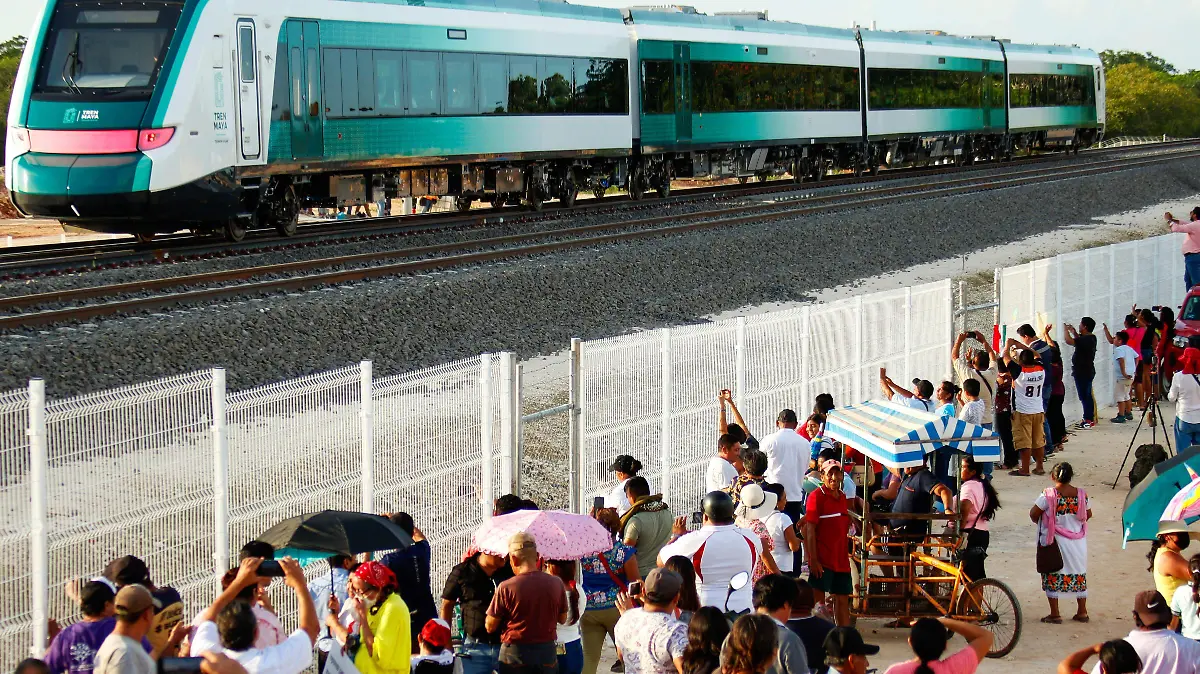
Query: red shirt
803 487 851 572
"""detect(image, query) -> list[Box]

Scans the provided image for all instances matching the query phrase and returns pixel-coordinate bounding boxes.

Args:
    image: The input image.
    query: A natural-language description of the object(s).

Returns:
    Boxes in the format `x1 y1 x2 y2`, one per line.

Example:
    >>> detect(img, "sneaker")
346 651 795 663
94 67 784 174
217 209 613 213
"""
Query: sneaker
1125 413 1135 421
1075 420 1095 429
1111 415 1127 423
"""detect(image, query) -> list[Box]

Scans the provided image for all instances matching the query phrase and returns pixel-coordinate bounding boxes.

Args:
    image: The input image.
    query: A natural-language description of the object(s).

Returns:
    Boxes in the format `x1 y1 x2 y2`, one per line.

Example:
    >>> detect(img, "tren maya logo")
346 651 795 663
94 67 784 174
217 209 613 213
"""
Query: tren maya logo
62 108 99 123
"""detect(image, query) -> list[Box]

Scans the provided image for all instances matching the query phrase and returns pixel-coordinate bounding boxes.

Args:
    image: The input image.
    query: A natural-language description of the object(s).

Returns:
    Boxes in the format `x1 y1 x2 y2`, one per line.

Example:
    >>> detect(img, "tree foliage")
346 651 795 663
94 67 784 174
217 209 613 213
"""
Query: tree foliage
1 36 27 161
1101 49 1177 75
1104 59 1200 137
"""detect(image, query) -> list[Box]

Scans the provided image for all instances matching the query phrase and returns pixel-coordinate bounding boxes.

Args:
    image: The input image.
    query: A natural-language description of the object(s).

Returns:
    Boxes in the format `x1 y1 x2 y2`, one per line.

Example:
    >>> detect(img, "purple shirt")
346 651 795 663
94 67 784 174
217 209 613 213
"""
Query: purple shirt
44 618 152 674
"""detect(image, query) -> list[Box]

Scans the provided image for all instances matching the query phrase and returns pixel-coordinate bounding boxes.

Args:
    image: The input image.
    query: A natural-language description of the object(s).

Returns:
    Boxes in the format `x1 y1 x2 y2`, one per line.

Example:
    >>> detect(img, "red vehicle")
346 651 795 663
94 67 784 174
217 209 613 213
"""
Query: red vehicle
1173 287 1200 346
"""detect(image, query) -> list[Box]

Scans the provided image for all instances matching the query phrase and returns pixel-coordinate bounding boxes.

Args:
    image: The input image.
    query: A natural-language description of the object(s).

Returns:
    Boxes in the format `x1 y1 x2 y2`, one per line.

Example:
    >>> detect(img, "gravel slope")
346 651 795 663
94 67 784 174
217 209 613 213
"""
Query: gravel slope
4 157 1200 398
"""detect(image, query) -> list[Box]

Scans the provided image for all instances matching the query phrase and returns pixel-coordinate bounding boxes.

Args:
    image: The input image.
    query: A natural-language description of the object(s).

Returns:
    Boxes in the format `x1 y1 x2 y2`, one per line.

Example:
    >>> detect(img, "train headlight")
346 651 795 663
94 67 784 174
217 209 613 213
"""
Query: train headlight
137 127 175 152
6 126 31 157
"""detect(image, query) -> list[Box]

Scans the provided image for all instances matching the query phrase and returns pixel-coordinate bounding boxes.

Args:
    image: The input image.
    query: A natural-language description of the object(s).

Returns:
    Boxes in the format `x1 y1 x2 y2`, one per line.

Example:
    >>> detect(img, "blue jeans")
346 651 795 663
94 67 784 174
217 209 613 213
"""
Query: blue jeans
557 640 583 674
1176 418 1200 453
1073 372 1096 423
1186 253 1200 291
460 639 501 674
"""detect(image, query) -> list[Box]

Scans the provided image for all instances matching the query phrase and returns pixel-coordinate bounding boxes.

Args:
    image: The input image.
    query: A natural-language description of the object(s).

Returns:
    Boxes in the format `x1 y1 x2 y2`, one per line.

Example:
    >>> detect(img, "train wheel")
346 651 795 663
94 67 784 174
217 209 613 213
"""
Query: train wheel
561 181 579 208
489 194 505 208
790 159 804 184
456 197 474 212
628 169 646 200
224 218 248 243
526 194 543 212
656 177 671 199
592 185 606 201
135 232 156 244
737 176 749 185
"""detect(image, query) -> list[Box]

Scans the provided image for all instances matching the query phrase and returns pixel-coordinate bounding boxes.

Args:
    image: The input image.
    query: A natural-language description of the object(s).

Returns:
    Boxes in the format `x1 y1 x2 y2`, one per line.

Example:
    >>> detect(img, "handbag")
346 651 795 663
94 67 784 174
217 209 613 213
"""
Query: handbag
1036 539 1064 574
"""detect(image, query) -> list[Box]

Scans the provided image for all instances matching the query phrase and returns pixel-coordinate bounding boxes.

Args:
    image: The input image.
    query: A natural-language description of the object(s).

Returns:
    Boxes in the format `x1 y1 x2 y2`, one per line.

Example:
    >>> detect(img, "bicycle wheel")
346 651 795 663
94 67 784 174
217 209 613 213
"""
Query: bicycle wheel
961 578 1022 658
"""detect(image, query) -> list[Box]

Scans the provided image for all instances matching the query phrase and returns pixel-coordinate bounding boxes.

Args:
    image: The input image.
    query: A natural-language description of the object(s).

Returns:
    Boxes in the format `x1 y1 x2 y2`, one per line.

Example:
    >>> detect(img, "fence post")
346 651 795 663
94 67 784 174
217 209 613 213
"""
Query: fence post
1028 263 1036 325
660 329 673 504
360 361 374 514
211 369 229 590
515 362 525 498
993 268 1001 333
1109 251 1117 405
957 280 965 337
734 317 747 405
1054 256 1064 343
499 352 515 494
480 354 494 520
28 378 47 658
568 339 582 513
903 288 913 382
853 296 864 403
800 307 812 415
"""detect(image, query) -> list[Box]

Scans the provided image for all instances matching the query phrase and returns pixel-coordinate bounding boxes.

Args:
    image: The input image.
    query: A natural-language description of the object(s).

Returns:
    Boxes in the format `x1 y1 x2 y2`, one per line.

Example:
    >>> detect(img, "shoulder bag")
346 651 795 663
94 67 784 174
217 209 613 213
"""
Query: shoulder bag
1035 488 1065 574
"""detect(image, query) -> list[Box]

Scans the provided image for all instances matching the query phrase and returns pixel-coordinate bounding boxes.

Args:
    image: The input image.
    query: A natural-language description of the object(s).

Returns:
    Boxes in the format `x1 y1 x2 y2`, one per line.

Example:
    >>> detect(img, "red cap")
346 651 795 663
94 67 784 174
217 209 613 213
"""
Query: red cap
420 618 452 649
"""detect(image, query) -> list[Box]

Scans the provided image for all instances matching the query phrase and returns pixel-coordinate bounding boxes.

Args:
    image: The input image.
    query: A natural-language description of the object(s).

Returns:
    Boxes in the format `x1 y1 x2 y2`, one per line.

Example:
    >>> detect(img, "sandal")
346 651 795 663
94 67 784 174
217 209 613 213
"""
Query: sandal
1032 468 1046 476
1009 470 1030 477
1040 615 1063 624
1071 614 1090 623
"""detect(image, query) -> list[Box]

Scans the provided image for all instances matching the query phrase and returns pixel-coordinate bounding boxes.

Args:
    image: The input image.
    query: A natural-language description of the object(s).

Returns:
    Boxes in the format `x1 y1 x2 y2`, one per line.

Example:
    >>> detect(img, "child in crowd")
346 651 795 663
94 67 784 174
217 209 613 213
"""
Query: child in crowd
954 379 987 481
410 619 454 674
761 483 802 577
1112 331 1138 423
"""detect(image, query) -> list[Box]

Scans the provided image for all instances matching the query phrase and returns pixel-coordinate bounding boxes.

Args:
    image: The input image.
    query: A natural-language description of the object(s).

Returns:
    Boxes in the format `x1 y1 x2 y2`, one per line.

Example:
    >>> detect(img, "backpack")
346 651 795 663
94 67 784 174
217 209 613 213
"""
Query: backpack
1129 444 1168 488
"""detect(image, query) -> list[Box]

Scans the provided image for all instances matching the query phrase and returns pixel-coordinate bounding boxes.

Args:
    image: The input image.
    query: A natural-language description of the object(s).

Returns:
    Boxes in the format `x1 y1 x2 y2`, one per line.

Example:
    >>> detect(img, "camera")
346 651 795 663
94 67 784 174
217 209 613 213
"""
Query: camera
592 496 605 513
158 658 204 674
257 560 285 577
627 580 643 596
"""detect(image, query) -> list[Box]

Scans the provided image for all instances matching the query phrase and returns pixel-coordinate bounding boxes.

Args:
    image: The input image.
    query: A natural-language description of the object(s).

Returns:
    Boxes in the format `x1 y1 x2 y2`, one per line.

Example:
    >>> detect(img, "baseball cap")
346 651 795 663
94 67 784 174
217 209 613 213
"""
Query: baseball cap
106 555 150 587
508 531 537 554
643 568 682 604
419 618 452 650
823 627 880 659
114 584 160 617
1133 589 1171 625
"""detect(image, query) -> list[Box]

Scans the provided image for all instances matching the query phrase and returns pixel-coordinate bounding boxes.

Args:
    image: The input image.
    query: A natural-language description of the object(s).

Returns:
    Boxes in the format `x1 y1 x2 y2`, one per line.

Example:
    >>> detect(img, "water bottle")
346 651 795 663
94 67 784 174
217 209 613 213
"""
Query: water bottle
453 603 464 642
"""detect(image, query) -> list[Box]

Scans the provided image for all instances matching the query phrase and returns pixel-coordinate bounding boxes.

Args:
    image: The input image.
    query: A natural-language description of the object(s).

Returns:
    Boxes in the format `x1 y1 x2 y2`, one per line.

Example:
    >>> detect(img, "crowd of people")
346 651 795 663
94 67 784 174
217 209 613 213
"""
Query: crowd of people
19 307 1200 674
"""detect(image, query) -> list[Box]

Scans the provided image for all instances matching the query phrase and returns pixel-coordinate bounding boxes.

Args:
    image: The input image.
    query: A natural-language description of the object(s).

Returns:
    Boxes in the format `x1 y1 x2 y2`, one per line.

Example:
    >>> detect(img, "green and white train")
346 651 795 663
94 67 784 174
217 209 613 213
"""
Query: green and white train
4 0 1104 241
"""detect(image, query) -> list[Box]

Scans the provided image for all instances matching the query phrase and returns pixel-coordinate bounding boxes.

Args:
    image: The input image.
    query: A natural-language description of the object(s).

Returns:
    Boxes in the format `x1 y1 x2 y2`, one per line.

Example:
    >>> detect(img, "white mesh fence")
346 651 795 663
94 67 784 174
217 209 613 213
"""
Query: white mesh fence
0 388 32 666
5 355 508 661
999 233 1186 421
578 279 953 513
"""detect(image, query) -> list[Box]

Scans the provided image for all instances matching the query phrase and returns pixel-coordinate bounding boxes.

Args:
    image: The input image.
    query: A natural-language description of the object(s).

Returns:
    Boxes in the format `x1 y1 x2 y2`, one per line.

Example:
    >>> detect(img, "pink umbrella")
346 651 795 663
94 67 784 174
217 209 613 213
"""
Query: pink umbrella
1162 466 1200 522
471 510 613 559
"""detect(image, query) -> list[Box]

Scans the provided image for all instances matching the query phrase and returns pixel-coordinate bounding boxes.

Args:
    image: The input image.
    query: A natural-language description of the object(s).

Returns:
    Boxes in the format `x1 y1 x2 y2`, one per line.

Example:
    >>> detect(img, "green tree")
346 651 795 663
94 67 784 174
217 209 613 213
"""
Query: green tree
1104 62 1200 137
1100 49 1177 75
1 36 28 161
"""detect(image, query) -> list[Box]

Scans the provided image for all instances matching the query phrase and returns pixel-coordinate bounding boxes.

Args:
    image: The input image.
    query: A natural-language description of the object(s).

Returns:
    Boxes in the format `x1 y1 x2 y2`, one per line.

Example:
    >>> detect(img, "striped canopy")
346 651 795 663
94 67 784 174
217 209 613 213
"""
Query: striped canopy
824 400 1001 469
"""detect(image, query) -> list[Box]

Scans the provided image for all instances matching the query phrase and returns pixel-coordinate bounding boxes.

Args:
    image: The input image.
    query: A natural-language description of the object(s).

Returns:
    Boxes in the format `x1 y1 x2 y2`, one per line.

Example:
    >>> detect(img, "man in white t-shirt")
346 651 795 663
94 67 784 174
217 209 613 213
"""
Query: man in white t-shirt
759 410 809 574
706 434 742 493
1003 343 1046 477
657 491 761 614
1091 590 1200 674
190 558 318 674
879 370 935 412
1112 331 1139 423
952 331 998 427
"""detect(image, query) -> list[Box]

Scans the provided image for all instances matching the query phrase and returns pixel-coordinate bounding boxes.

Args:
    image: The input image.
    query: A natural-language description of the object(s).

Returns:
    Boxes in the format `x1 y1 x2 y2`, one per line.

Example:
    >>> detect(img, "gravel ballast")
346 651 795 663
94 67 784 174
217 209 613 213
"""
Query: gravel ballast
4 157 1200 398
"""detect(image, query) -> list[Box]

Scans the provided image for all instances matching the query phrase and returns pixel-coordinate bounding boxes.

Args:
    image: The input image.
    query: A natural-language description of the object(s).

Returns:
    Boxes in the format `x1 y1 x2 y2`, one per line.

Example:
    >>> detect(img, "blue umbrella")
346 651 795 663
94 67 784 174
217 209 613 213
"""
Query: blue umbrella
1121 446 1200 546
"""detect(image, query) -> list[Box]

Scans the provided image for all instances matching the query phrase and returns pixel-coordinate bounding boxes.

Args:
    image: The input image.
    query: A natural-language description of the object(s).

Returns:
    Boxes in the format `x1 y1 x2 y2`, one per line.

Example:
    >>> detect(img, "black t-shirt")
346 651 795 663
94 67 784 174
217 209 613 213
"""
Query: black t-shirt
786 616 835 672
890 468 939 530
1072 334 1098 376
442 555 515 643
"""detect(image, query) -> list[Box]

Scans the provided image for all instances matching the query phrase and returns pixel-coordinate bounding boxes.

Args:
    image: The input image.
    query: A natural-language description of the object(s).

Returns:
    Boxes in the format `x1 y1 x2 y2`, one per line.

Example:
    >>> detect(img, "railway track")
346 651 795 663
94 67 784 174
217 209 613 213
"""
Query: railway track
3 147 1196 331
3 140 1196 277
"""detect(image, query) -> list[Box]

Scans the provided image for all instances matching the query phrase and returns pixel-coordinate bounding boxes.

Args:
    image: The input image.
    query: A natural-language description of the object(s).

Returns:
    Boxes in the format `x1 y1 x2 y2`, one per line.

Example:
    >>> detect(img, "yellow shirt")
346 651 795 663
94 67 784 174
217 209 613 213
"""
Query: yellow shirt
1155 549 1190 603
355 593 411 674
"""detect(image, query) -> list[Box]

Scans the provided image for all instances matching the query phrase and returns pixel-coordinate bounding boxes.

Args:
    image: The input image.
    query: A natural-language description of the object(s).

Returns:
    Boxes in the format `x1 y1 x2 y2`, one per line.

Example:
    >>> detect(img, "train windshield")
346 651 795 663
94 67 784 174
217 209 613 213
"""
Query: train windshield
34 1 183 99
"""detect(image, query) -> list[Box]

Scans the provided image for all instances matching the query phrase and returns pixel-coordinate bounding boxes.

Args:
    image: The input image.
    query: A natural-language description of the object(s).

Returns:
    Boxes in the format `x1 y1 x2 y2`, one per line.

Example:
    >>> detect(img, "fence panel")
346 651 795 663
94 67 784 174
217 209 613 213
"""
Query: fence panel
0 388 31 663
909 280 954 385
859 289 909 402
1000 263 1033 341
1083 246 1115 407
43 372 214 638
580 333 663 510
374 356 501 599
742 309 808 431
807 297 861 407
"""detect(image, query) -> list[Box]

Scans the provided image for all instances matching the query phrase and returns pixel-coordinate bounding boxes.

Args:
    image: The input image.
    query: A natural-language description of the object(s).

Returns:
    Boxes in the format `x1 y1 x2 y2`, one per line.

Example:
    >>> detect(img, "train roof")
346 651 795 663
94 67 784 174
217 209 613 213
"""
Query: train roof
621 8 857 40
1002 41 1099 59
857 28 1001 50
338 0 626 23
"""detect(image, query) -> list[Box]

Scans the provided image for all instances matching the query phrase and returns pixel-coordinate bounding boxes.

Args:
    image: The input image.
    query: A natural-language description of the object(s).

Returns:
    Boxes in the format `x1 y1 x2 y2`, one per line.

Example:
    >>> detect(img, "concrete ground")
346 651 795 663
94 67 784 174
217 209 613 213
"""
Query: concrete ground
595 402 1185 673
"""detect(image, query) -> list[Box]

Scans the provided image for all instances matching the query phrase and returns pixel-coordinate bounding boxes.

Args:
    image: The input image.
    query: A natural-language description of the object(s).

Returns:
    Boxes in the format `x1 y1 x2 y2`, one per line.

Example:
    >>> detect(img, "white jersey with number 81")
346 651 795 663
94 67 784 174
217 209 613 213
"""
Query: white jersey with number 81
1013 366 1046 414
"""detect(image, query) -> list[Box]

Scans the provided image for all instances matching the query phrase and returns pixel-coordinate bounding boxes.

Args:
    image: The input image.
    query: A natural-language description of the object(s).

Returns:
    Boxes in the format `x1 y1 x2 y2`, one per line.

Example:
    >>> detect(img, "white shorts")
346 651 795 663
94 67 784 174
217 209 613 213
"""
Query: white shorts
1115 380 1131 403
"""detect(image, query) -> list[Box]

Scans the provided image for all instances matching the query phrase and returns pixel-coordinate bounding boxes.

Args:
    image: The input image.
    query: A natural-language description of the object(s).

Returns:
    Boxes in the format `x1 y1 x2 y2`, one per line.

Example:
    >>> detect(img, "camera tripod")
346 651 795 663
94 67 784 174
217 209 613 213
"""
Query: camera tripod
1111 368 1174 489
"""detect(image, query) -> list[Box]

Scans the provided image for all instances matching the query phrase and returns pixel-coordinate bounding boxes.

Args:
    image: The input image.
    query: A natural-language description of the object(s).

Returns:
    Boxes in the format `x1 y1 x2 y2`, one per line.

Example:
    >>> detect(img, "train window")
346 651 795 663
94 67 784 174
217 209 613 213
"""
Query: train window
356 50 375 114
541 57 574 113
477 54 508 113
641 60 674 114
322 49 342 116
407 51 440 115
867 67 988 110
444 52 475 114
574 58 627 114
306 48 320 117
508 56 538 113
374 51 404 115
339 49 360 115
291 47 303 119
1009 73 1093 108
239 25 256 83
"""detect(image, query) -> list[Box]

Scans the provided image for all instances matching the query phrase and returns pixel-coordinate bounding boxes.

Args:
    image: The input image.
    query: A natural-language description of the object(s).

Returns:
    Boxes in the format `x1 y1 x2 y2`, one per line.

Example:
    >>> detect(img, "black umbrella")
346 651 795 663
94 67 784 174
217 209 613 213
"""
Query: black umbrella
257 510 414 557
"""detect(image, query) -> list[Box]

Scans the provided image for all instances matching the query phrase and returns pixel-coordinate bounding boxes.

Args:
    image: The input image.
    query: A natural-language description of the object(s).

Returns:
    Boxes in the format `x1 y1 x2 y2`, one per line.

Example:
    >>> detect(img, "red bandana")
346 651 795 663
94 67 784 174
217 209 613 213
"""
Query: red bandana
353 561 397 589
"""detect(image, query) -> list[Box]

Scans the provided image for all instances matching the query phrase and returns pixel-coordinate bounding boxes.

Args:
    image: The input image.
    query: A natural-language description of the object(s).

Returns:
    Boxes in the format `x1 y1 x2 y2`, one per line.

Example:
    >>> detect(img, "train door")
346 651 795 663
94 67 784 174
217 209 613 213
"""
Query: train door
673 43 692 142
981 60 995 132
235 19 262 161
286 20 324 159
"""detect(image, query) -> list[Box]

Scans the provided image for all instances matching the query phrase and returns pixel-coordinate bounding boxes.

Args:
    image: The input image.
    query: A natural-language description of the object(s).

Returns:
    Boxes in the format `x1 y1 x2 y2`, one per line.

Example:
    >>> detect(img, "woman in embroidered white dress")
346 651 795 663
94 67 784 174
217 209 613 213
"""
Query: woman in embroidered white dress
1029 462 1093 624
